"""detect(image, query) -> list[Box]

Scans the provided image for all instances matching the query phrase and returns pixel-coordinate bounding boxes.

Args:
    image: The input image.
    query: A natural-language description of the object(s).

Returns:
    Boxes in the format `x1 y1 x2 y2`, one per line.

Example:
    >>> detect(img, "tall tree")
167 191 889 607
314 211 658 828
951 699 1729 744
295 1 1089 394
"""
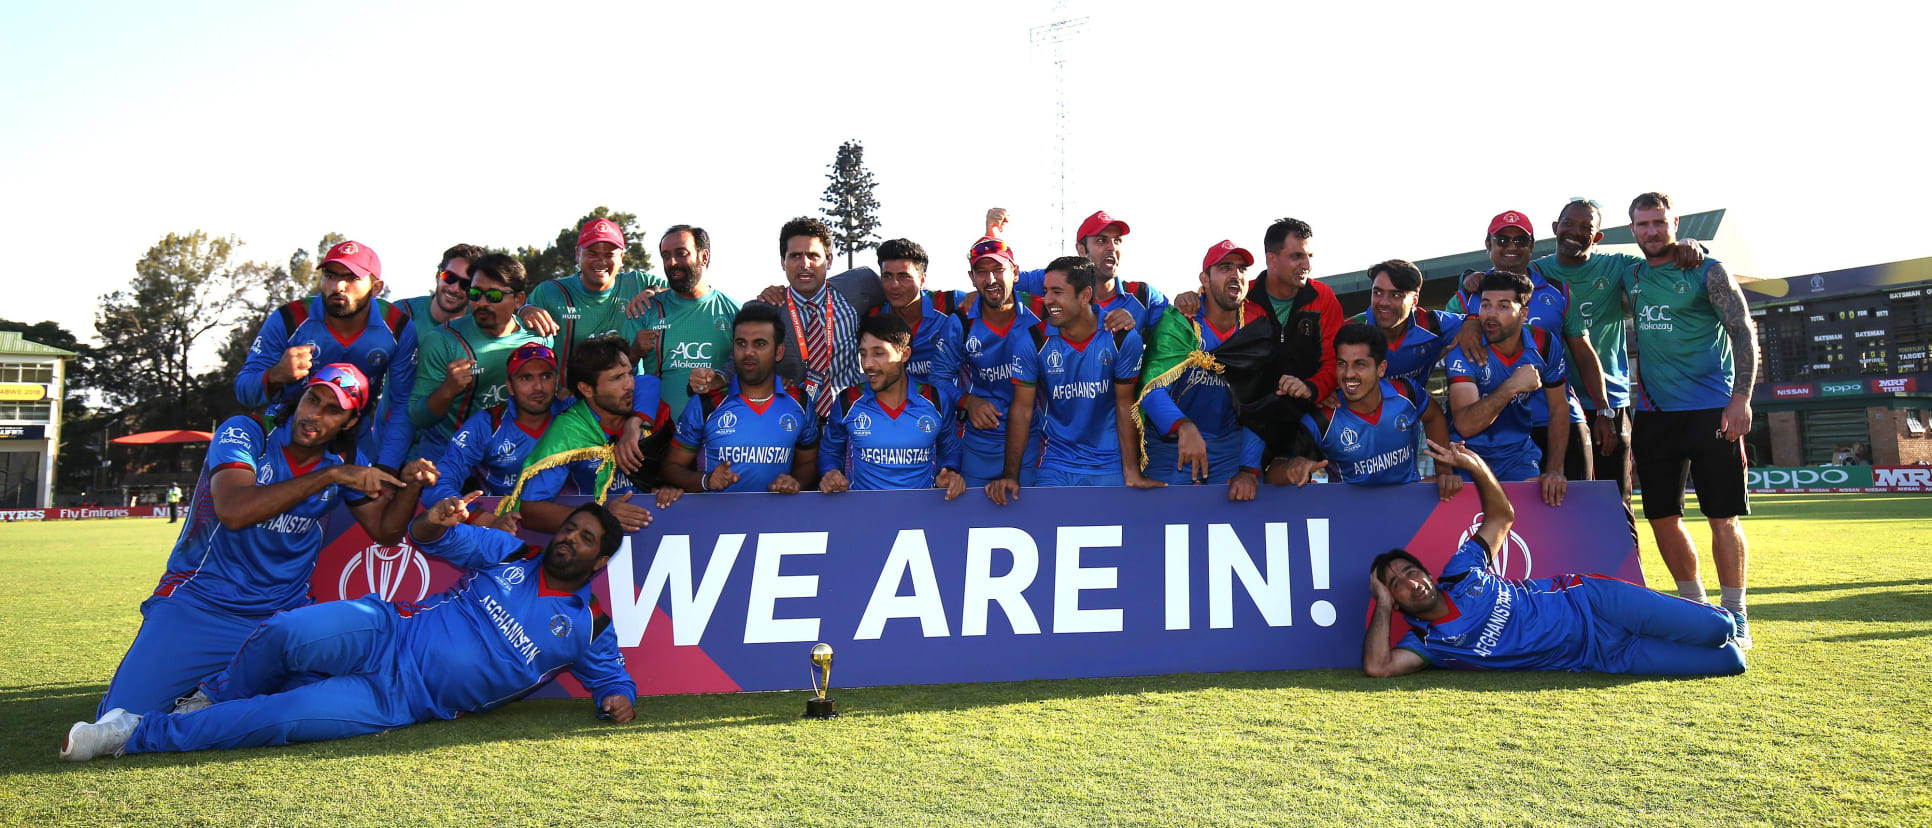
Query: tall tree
820 140 883 270
93 231 275 428
515 207 654 285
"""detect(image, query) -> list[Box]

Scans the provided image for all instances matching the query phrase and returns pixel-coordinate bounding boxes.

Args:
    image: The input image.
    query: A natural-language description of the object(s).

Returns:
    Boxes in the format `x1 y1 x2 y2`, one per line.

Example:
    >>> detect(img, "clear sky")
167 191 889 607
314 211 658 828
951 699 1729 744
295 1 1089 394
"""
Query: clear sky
4 0 1927 368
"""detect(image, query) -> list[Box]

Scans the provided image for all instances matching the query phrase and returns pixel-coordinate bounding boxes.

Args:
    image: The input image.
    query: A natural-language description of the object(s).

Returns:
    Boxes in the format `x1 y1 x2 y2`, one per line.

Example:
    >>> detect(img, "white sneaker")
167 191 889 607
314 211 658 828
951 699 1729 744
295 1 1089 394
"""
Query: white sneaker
59 708 142 761
172 689 213 715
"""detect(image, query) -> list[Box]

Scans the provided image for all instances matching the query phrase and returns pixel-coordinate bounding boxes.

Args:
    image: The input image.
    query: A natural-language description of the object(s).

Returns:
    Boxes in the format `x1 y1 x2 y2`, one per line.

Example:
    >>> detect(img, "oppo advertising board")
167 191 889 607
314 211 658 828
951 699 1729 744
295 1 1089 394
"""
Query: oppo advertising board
1747 465 1932 493
308 481 1640 696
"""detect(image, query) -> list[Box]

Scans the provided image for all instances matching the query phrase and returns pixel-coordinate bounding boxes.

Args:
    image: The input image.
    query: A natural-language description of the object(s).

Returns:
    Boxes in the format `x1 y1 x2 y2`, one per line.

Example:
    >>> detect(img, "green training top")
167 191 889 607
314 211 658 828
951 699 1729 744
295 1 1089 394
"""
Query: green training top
526 270 667 372
1533 252 1642 410
407 315 552 458
622 287 740 421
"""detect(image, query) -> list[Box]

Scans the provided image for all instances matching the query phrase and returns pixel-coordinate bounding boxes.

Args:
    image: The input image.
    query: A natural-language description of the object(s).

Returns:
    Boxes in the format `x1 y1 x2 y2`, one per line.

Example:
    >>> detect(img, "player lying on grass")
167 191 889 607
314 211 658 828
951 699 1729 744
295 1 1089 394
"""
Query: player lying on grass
1361 440 1747 678
61 495 636 761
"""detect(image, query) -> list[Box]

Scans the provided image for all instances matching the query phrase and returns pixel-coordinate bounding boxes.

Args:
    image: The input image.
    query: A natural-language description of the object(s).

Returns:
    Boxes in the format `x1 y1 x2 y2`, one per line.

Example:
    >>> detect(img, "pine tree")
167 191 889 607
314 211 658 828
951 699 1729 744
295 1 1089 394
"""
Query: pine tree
819 140 883 270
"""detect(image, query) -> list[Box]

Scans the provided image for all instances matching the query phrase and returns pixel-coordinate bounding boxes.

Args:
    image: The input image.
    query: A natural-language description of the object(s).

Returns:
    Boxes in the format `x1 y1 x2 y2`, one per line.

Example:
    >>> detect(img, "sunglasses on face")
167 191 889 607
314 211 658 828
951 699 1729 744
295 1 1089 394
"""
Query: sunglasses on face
438 270 470 287
1489 235 1534 249
467 287 510 303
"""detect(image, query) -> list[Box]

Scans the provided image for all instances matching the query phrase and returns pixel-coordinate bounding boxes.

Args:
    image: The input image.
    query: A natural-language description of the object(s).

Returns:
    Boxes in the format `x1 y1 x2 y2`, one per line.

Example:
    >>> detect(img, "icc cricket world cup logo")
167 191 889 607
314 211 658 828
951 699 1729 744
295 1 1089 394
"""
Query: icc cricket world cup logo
1456 512 1533 580
339 539 433 602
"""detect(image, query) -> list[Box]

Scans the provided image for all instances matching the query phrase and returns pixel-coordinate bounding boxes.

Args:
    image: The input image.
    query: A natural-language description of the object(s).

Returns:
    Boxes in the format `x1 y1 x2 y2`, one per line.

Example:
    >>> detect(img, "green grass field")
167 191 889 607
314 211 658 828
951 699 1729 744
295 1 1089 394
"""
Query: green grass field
2 494 1929 826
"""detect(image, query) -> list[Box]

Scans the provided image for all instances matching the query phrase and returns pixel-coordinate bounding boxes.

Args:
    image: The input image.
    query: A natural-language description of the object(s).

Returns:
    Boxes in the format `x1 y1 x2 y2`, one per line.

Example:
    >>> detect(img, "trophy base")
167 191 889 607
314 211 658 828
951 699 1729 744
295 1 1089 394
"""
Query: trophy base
804 697 838 719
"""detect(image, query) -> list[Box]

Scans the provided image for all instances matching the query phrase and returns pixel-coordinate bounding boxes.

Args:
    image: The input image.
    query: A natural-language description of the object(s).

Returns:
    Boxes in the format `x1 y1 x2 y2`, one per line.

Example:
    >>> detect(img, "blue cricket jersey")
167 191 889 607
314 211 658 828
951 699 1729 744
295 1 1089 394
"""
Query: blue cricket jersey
1015 271 1170 338
154 415 372 615
1010 317 1144 474
236 296 418 469
400 522 635 718
1348 308 1466 387
1443 328 1569 477
1396 536 1596 671
1301 378 1433 485
1139 305 1267 477
940 291 1047 477
869 295 964 394
674 379 819 493
427 400 569 504
820 382 962 490
518 375 672 503
1452 271 1583 426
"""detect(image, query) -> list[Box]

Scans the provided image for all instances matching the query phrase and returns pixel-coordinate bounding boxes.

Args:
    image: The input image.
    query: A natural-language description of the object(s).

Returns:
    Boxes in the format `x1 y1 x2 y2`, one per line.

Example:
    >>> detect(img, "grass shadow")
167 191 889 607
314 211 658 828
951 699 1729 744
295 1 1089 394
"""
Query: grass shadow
6 664 1700 774
1756 588 1932 624
1752 579 1932 595
1813 628 1932 644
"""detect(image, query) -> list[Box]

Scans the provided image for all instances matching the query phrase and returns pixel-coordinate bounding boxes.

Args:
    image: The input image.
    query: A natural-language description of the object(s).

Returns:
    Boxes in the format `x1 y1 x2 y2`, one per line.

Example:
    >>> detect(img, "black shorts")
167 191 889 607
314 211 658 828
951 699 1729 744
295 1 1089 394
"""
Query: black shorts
1633 408 1749 520
1530 421 1593 481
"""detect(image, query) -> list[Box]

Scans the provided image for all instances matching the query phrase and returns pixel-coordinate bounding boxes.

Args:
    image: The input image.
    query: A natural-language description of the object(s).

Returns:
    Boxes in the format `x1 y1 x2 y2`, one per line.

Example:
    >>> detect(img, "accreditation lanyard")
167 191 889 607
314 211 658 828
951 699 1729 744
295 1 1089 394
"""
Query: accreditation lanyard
786 290 836 371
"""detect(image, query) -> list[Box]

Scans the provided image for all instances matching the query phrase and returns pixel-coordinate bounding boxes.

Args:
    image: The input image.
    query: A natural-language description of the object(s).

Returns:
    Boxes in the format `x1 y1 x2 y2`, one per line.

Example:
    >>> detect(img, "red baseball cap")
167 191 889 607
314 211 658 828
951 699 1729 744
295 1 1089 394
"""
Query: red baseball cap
1201 240 1254 274
319 240 381 280
577 218 626 250
968 236 1018 269
506 342 557 377
305 363 372 413
1075 210 1130 243
1487 210 1534 238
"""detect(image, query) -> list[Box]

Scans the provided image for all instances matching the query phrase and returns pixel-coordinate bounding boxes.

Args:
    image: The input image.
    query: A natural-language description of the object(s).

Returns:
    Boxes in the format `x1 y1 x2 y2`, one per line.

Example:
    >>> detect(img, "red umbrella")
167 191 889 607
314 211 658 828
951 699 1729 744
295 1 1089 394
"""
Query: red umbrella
111 429 215 445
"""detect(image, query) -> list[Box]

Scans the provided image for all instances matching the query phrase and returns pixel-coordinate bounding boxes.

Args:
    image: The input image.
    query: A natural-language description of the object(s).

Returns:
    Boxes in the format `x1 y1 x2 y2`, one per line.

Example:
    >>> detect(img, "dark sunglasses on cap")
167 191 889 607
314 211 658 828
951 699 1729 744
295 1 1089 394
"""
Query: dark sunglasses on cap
467 286 511 303
438 270 471 287
972 239 1012 258
1489 234 1534 249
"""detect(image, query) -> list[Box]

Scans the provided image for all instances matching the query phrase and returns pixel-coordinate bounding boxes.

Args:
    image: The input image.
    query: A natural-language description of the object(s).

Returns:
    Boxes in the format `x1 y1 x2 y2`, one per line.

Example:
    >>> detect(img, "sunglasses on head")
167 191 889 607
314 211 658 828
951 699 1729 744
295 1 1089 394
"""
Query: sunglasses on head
438 270 470 287
972 239 1011 258
1489 234 1534 249
467 287 510 303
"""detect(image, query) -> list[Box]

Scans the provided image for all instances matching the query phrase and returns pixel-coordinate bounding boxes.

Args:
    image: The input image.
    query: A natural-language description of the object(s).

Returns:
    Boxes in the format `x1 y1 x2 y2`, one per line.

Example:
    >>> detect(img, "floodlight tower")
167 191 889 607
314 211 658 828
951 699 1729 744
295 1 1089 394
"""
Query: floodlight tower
1030 1 1087 254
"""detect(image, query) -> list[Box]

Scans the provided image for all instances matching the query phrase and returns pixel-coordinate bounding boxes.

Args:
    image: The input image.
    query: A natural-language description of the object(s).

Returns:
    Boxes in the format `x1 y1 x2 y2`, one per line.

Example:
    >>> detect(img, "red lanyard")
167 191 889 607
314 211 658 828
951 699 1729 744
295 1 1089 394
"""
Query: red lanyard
786 290 836 366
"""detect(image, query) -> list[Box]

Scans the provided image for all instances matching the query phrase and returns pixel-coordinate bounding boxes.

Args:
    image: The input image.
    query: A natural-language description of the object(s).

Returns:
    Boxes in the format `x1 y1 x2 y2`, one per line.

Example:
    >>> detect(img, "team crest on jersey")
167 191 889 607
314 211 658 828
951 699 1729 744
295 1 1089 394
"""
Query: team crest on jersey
1674 280 1692 294
1592 278 1609 292
1045 350 1065 374
1540 294 1555 305
918 416 936 433
1298 318 1317 337
549 614 572 637
965 336 983 356
779 414 799 433
494 566 526 592
715 411 739 436
367 349 388 369
853 413 872 436
1396 415 1413 433
1340 427 1361 451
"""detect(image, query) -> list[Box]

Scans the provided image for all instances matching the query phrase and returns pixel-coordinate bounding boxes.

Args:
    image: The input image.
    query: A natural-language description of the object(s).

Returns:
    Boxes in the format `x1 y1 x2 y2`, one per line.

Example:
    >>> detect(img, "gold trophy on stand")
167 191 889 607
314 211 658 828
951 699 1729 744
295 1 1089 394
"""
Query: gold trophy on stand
804 642 837 719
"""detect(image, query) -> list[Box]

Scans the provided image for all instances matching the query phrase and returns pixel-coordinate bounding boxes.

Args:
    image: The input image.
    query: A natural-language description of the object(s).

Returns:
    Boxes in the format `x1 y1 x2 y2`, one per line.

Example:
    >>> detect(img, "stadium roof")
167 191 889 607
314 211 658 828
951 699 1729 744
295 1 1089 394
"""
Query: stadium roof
1316 208 1729 298
0 331 77 358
